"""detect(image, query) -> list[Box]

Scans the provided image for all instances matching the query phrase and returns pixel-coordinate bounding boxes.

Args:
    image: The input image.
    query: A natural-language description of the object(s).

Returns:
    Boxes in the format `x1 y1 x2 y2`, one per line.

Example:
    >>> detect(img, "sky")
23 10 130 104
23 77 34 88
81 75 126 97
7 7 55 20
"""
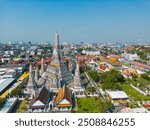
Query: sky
0 0 150 43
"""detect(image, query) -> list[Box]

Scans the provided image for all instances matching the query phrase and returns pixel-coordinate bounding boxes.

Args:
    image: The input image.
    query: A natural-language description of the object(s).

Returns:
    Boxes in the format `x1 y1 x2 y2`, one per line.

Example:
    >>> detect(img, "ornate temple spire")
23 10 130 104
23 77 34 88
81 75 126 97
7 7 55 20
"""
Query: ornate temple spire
74 63 82 89
52 32 62 63
55 32 59 47
27 64 37 97
40 58 44 76
35 66 39 83
38 32 73 92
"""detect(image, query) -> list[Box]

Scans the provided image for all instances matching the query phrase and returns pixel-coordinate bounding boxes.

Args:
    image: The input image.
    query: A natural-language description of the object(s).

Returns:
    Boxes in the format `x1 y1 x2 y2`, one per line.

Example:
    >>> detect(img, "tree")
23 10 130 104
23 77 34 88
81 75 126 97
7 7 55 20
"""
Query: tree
141 73 150 80
88 71 100 82
66 59 69 69
87 87 96 93
100 100 113 113
100 69 124 90
116 74 125 83
10 88 22 97
131 73 138 80
0 98 6 109
80 67 85 73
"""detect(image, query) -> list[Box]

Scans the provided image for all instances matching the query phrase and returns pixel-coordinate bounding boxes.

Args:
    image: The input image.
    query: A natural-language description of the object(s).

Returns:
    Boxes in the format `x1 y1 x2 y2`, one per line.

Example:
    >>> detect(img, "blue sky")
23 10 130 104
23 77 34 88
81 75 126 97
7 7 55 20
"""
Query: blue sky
0 0 150 43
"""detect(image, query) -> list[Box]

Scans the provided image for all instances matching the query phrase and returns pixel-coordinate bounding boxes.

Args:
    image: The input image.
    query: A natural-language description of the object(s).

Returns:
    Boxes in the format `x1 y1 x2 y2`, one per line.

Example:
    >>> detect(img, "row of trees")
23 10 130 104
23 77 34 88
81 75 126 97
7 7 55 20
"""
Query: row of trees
88 69 125 90
100 69 125 90
88 71 100 82
9 88 22 97
141 71 150 80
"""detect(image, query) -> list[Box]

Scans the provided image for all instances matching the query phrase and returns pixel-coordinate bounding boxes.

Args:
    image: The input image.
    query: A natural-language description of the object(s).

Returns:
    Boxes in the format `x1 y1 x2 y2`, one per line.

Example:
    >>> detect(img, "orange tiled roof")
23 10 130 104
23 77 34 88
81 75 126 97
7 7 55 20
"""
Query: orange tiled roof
55 87 72 106
108 57 121 66
56 104 71 107
55 87 65 104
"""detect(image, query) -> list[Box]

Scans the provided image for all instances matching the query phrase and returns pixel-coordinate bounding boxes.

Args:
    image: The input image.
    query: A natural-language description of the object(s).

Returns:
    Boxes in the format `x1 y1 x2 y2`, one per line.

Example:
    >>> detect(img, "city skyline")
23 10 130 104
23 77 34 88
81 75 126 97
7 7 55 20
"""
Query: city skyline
0 0 150 43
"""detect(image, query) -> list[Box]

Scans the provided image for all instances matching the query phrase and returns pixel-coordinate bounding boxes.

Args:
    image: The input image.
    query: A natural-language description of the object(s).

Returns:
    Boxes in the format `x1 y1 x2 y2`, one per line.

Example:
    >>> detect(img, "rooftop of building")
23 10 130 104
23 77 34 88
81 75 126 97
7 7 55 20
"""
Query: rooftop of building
10 58 28 65
132 107 150 113
132 61 150 69
30 86 50 109
4 71 16 75
107 91 128 99
108 54 124 59
55 86 72 105
0 98 18 113
0 78 15 94
37 57 52 65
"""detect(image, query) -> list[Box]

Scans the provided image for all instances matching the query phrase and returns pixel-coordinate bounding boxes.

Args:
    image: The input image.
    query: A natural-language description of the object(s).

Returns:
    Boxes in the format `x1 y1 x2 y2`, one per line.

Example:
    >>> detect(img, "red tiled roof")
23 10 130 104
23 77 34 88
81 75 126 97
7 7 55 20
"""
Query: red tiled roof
37 58 52 64
10 59 28 65
131 61 150 69
108 54 124 59
144 104 150 108
99 65 107 71
120 47 135 51
0 56 4 58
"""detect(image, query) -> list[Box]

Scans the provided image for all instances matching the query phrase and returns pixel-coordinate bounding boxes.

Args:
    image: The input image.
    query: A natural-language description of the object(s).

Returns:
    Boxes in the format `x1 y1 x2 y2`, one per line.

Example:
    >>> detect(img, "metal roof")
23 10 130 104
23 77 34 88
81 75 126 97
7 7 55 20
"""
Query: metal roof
0 98 17 113
107 91 128 99
0 78 15 93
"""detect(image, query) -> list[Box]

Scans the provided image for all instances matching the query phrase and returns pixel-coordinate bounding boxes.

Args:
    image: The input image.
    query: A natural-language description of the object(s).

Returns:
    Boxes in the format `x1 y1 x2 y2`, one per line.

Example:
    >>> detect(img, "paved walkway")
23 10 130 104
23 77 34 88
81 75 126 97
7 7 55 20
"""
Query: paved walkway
84 72 105 101
131 84 147 96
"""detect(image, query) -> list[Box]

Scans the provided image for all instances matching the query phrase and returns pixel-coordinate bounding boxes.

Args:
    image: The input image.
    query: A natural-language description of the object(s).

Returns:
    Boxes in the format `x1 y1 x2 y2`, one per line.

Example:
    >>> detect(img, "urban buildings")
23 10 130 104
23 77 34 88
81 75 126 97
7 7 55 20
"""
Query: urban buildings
0 33 150 113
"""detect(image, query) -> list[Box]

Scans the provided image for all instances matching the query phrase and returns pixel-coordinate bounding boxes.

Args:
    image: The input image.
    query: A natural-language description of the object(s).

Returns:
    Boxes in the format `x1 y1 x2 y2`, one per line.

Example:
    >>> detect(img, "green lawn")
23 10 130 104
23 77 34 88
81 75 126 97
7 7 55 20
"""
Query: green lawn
77 97 112 113
121 84 150 101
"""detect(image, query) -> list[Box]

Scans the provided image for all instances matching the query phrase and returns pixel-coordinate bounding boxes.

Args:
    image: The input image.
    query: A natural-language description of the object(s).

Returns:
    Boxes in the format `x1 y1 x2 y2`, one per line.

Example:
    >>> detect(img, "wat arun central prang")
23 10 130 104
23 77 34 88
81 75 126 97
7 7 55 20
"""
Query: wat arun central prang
38 33 73 92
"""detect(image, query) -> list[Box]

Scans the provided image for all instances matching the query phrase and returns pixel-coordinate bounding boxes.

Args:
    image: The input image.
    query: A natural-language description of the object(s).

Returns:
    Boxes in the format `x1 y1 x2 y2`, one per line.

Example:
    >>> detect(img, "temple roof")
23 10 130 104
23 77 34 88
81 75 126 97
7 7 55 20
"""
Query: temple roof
55 86 72 105
30 86 50 108
108 57 121 66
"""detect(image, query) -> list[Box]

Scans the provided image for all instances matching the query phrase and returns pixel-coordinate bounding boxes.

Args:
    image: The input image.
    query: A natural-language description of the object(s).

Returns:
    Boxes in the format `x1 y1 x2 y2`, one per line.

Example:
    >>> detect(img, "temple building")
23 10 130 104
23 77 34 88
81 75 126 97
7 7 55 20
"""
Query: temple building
26 33 77 113
40 58 44 76
29 85 50 112
53 85 75 112
38 33 73 92
71 63 85 97
35 66 39 82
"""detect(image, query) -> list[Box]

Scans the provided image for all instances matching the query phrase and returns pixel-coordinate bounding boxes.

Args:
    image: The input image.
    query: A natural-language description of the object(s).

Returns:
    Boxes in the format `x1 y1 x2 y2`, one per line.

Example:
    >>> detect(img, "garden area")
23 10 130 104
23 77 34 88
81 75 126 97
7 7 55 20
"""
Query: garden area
88 69 150 101
121 83 150 101
77 97 112 113
129 71 150 92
